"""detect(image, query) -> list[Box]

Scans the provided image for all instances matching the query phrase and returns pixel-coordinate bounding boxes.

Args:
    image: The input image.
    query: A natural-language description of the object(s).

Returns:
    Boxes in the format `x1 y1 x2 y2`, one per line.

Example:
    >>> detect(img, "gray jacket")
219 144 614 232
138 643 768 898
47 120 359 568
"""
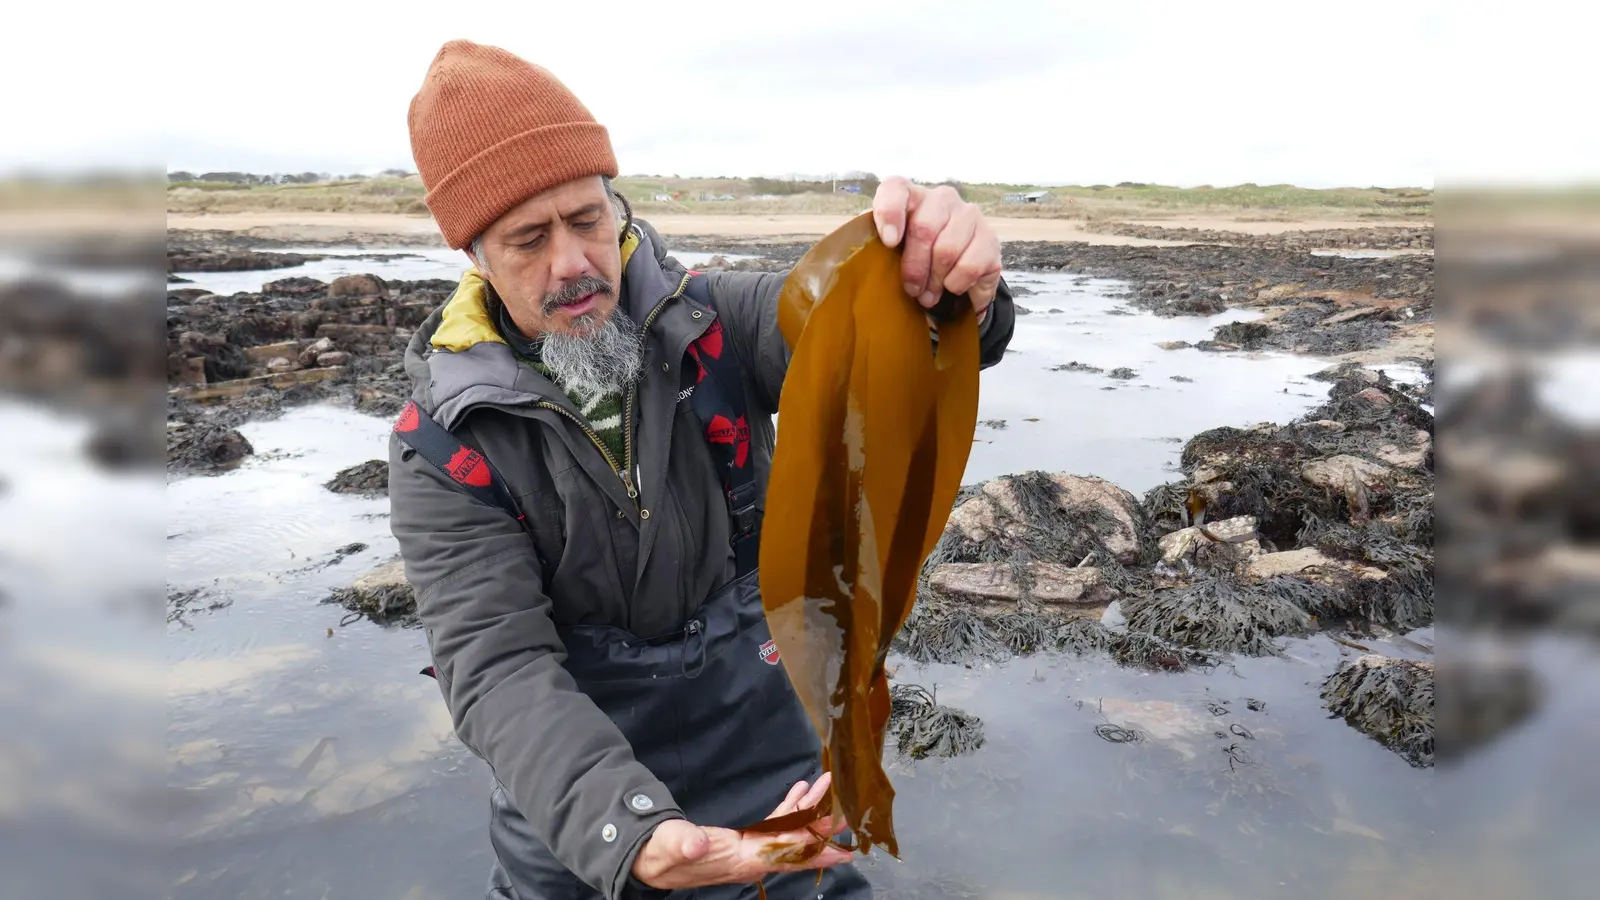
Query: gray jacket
388 219 1015 899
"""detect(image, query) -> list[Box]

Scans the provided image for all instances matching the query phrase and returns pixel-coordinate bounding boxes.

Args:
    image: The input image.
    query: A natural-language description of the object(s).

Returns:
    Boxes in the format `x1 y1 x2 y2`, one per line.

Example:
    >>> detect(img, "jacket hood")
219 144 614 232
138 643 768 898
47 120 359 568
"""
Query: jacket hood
402 218 692 429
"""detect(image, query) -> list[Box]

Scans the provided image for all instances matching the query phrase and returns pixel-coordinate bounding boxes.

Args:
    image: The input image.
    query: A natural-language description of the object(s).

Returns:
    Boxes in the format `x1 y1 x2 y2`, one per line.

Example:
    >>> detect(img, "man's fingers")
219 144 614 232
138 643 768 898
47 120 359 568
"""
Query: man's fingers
943 230 1003 311
921 206 979 308
900 199 954 304
771 779 809 818
970 265 1002 313
797 772 830 810
679 823 709 861
872 176 916 248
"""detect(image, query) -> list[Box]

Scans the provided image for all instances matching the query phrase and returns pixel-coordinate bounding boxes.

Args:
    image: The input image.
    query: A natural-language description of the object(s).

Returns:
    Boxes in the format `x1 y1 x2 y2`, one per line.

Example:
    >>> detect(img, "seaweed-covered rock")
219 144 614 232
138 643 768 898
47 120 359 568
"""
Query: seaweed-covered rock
1122 575 1314 656
1375 429 1433 470
167 420 253 473
1321 655 1434 767
327 273 388 299
326 460 389 496
887 683 985 759
1246 548 1388 583
1301 454 1395 521
944 472 1144 565
1050 361 1104 373
1212 321 1272 349
262 276 326 296
1158 515 1261 565
175 330 252 384
325 559 415 624
927 562 1114 613
297 336 338 367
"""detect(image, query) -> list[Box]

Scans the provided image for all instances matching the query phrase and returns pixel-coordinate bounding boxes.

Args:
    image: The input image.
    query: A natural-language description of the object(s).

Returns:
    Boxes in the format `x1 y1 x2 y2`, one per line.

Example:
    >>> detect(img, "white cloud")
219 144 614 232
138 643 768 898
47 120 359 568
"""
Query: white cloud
6 0 1589 186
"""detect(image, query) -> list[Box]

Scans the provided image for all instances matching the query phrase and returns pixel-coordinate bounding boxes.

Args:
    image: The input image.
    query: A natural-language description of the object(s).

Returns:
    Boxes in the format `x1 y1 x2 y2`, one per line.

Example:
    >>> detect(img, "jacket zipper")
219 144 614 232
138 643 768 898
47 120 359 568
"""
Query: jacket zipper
618 272 692 506
537 272 692 510
534 400 635 497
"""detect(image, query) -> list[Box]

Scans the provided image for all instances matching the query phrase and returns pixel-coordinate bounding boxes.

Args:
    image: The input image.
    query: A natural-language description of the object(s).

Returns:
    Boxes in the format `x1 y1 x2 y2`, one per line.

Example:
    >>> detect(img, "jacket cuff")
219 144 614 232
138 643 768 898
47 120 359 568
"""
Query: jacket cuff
976 277 1016 369
601 794 684 900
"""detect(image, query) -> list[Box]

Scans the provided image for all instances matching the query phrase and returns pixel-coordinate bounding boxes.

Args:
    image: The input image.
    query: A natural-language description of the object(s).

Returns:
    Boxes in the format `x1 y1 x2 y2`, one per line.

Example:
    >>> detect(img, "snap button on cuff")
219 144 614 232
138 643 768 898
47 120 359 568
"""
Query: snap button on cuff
692 310 703 319
630 793 654 811
602 823 617 842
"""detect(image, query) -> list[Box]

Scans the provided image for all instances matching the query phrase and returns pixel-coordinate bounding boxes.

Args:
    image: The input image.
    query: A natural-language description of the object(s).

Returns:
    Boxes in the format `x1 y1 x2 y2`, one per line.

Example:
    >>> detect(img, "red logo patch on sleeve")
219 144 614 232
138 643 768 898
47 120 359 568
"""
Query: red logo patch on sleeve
759 639 781 665
395 401 420 433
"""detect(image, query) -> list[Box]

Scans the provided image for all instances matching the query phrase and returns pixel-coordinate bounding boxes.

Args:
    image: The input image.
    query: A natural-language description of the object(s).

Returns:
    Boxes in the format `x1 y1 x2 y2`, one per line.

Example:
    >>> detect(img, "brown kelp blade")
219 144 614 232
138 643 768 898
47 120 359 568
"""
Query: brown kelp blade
755 211 981 859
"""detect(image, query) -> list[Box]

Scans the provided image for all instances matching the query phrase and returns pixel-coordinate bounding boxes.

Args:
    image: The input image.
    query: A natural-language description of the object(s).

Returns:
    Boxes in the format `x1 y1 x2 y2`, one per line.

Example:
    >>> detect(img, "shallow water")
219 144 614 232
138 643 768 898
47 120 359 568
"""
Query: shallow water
966 272 1372 493
140 269 1466 899
172 245 757 295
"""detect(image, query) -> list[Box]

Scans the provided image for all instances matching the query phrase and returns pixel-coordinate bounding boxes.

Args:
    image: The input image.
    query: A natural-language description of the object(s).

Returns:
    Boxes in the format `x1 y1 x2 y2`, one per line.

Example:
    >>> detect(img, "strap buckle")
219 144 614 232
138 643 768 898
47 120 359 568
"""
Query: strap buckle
728 481 761 539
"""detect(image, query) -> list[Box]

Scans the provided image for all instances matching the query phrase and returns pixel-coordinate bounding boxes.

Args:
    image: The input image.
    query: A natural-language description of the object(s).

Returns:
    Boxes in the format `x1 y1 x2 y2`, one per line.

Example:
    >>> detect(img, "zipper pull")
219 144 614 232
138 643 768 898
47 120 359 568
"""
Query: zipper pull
621 471 638 500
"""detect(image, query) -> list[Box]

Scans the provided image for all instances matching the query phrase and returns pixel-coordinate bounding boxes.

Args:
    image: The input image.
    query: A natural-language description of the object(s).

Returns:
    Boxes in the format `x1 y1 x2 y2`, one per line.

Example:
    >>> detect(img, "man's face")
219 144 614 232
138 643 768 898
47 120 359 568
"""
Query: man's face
471 175 623 339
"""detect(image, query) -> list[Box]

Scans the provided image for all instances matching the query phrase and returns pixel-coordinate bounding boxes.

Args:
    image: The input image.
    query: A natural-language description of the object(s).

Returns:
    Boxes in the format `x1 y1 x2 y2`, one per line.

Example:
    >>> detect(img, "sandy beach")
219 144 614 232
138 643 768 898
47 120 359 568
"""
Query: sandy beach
164 210 1417 247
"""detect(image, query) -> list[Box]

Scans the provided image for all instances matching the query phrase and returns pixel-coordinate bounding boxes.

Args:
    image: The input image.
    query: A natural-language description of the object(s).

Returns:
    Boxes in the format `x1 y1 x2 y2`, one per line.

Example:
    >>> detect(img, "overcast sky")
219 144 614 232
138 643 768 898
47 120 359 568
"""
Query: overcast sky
2 1 1592 188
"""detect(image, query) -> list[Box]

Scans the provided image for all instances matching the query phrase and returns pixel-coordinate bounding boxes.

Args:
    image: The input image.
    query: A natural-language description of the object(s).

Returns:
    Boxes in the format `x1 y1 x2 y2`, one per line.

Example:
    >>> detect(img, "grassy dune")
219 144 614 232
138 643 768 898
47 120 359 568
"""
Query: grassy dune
166 175 1432 223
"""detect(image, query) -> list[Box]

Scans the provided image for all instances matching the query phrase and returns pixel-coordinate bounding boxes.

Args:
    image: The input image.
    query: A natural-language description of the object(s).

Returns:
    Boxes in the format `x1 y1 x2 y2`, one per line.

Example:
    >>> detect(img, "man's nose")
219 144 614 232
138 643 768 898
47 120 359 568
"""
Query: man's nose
548 226 589 283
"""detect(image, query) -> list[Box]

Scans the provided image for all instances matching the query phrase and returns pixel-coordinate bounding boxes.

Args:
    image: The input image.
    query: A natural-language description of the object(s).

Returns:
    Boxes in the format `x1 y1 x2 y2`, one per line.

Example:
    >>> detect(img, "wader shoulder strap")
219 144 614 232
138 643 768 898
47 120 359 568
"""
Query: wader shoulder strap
392 400 528 530
393 399 530 681
683 274 762 577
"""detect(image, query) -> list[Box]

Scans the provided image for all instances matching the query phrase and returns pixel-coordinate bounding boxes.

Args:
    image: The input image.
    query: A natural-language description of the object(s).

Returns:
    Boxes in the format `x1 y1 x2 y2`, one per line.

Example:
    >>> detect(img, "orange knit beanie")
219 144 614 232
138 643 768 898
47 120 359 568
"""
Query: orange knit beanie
408 40 618 249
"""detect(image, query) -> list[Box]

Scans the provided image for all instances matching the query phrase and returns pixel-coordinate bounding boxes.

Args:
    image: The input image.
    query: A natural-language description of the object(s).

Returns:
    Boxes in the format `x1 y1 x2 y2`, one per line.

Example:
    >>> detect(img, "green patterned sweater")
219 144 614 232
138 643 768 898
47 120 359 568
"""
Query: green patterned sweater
493 298 628 465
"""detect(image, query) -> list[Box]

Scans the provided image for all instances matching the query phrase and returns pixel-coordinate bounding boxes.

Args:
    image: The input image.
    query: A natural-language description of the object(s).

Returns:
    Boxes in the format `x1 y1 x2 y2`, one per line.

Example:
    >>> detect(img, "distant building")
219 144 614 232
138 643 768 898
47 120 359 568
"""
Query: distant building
1004 190 1054 204
837 185 862 194
653 193 674 202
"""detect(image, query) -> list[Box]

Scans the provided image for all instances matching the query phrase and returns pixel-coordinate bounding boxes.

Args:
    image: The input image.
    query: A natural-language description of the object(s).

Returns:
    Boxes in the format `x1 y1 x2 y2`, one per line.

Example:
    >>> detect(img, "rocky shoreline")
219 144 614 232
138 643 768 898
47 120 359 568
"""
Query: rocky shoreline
673 226 1435 366
164 264 452 473
160 224 1439 766
1081 223 1433 252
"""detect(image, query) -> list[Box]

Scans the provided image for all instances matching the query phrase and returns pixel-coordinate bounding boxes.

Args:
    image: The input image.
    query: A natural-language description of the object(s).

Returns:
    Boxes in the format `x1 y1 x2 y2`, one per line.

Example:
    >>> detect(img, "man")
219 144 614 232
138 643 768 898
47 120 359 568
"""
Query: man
391 39 1017 900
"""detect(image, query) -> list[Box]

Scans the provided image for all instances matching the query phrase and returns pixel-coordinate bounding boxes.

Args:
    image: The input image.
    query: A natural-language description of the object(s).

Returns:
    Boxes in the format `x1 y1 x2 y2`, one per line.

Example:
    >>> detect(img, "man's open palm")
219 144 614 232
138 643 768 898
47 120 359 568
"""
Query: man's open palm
630 773 851 890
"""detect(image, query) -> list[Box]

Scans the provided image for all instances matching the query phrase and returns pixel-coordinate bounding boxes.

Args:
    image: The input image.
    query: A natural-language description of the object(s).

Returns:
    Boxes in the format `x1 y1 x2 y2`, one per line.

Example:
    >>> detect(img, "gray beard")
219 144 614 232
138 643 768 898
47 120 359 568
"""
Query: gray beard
540 307 645 398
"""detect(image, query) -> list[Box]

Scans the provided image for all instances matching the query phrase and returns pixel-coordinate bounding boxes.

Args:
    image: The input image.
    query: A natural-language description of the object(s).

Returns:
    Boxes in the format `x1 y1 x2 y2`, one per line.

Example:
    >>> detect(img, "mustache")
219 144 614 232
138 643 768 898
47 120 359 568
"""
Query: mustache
542 275 614 314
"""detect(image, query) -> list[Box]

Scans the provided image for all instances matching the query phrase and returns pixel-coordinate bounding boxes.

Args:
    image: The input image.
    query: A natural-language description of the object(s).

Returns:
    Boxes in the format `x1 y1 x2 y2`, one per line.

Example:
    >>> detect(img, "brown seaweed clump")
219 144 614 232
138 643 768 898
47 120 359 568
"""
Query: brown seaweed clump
1122 574 1315 656
326 459 390 496
1320 655 1434 767
167 419 254 474
886 683 985 759
324 560 416 625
